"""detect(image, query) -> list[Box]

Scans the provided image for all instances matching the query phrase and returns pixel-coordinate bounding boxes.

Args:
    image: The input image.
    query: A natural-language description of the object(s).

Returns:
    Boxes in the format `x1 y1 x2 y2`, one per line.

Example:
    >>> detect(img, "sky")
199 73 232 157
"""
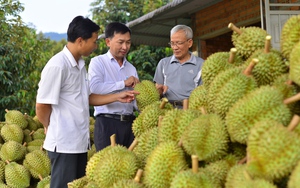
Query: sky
19 0 95 33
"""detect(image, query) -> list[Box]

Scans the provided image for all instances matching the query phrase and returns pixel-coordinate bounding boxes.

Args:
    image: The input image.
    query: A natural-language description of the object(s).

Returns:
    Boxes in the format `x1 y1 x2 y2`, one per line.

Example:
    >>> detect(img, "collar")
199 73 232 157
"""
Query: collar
170 52 197 65
107 50 128 66
63 46 85 69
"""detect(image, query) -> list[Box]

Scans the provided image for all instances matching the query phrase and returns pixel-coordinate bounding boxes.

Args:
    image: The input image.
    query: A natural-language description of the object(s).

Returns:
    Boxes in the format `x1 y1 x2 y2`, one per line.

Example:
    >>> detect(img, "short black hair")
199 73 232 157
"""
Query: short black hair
105 22 131 39
67 16 100 42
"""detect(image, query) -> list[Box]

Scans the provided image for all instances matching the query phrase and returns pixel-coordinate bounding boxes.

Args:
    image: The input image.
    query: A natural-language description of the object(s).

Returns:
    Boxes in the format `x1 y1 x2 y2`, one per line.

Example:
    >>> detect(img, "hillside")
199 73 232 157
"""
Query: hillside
43 32 67 41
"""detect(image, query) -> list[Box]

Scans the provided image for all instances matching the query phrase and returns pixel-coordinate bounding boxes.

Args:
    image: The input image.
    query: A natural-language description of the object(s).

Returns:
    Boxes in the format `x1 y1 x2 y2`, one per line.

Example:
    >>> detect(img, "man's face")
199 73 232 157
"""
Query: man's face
81 32 99 57
106 32 131 62
170 30 192 61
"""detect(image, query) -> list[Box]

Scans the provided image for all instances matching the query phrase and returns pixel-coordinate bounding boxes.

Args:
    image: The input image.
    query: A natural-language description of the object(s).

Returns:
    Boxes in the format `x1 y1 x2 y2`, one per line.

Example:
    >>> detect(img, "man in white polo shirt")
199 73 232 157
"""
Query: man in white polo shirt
36 16 139 188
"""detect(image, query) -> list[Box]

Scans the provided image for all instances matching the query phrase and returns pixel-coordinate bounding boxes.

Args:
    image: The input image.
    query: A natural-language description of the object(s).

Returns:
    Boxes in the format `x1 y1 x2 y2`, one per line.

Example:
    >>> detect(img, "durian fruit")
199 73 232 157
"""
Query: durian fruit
246 117 300 182
134 80 160 111
5 161 31 188
158 108 201 143
0 183 11 188
143 141 188 188
201 48 244 89
89 124 95 144
132 98 172 137
133 127 159 168
228 22 269 60
280 14 300 60
88 144 96 161
36 175 51 188
4 109 28 129
244 35 288 86
23 129 33 143
0 161 5 183
288 159 300 188
31 128 46 140
111 169 144 188
86 135 139 187
23 150 51 180
26 139 44 152
181 114 229 162
207 61 257 119
67 175 88 188
188 85 208 111
225 164 277 188
226 85 292 144
0 123 24 143
24 113 39 131
289 41 300 86
33 115 44 129
170 155 221 188
0 140 26 162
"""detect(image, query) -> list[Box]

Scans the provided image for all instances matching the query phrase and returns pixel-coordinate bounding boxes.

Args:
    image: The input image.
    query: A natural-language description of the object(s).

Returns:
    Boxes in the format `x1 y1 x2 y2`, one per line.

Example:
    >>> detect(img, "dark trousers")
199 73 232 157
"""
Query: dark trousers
94 115 135 151
47 150 87 188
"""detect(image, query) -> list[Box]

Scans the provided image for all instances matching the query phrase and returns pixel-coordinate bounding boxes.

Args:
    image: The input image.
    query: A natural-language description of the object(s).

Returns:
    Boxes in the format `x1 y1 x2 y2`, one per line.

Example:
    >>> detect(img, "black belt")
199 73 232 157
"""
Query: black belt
168 100 183 107
97 113 135 122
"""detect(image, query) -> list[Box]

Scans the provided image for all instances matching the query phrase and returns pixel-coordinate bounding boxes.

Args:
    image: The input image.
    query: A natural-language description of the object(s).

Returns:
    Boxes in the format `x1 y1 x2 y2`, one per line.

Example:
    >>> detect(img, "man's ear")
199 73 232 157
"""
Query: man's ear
105 38 110 47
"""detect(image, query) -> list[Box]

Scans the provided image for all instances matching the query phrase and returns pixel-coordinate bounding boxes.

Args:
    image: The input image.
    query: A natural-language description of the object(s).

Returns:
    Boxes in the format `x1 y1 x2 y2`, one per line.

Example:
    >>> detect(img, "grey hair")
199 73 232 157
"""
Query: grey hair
170 25 193 39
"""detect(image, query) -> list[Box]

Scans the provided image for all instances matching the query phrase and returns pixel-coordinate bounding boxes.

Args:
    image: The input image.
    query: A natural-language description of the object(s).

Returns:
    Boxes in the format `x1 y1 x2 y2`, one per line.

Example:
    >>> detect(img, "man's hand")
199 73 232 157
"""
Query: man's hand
124 76 140 88
117 90 140 103
155 83 168 96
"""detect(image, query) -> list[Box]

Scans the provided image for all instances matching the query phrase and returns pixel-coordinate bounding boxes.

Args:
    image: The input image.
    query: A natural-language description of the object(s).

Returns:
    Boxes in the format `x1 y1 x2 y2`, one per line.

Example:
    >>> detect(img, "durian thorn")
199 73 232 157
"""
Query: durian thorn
287 114 300 131
243 58 258 76
228 48 237 63
200 106 207 114
183 99 189 110
160 97 168 109
110 134 116 147
128 139 138 151
38 174 43 181
238 156 247 164
284 92 300 105
158 115 163 127
133 169 143 183
264 35 272 53
243 170 252 181
228 23 242 34
178 137 183 147
191 155 199 173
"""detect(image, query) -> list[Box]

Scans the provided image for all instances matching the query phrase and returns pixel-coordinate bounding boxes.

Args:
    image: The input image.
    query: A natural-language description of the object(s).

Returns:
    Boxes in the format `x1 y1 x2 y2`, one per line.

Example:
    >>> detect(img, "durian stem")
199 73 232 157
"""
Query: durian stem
191 155 199 173
4 109 8 113
183 99 189 110
200 106 207 114
178 137 183 147
128 139 138 151
158 115 163 127
243 58 258 76
228 48 237 64
228 23 242 34
38 174 43 181
110 134 116 147
287 114 300 131
133 169 143 183
284 92 300 105
29 130 35 136
264 35 272 53
160 97 168 109
286 79 293 85
238 156 247 164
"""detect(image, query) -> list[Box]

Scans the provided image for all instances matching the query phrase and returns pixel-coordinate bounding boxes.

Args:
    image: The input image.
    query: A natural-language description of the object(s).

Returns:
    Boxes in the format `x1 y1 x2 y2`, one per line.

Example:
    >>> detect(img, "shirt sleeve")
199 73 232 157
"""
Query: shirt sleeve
153 59 165 85
36 66 63 105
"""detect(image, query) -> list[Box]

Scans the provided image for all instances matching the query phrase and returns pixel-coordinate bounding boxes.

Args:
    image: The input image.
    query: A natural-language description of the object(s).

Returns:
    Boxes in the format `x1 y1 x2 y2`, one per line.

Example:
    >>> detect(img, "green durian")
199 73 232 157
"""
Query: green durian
289 41 300 86
68 176 88 188
36 175 51 188
188 84 209 111
0 140 26 162
134 80 160 111
4 109 28 129
5 162 31 188
0 123 24 143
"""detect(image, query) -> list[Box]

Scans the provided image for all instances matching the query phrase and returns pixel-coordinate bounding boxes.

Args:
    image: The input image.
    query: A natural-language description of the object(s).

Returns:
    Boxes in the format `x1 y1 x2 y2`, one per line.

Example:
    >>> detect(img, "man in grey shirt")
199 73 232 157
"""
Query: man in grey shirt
153 25 204 108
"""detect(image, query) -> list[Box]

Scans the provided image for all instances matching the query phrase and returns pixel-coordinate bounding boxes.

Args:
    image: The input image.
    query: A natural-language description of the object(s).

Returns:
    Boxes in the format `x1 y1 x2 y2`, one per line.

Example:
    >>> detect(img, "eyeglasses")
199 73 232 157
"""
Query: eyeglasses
168 39 190 47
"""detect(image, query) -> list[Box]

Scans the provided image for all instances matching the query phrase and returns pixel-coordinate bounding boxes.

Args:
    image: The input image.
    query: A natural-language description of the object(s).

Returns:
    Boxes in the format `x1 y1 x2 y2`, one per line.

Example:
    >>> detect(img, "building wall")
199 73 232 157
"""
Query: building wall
192 0 261 59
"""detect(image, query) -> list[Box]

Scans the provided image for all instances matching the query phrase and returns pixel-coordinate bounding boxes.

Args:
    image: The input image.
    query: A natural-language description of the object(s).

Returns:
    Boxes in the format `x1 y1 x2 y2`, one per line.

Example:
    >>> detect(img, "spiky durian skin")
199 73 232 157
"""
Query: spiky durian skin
201 51 243 88
111 179 144 188
0 161 5 183
68 176 88 188
158 109 201 143
134 80 160 112
246 119 300 181
92 146 138 188
23 150 51 179
182 114 229 162
207 66 257 119
225 164 248 188
0 140 26 162
225 85 292 144
4 110 28 129
0 123 24 143
143 141 188 188
280 15 300 60
5 162 31 188
289 41 300 86
244 48 288 86
188 85 208 111
231 26 268 59
288 160 300 188
32 128 46 140
25 114 39 131
26 139 44 152
133 127 159 168
37 175 51 188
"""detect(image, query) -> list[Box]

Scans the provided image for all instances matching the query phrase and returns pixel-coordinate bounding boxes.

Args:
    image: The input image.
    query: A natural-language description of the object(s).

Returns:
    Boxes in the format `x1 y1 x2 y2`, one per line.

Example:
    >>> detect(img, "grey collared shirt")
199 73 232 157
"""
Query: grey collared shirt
153 53 204 101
